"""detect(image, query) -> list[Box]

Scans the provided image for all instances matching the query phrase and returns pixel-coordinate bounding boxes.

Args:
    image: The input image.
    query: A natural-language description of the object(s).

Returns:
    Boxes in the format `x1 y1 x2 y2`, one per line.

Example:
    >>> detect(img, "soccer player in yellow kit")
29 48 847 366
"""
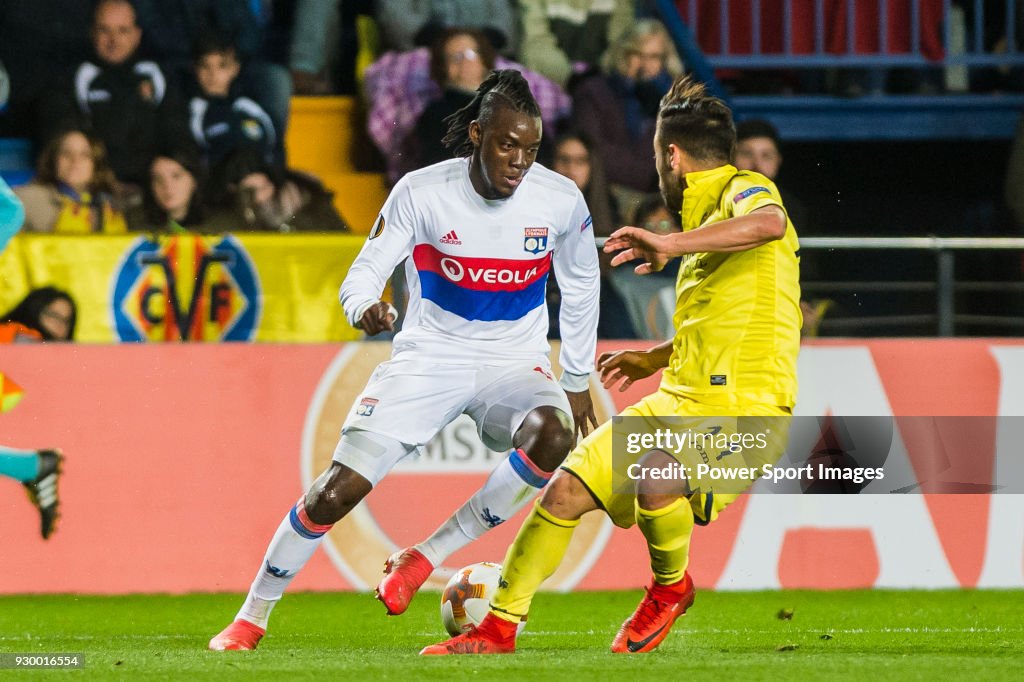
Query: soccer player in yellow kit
422 75 801 655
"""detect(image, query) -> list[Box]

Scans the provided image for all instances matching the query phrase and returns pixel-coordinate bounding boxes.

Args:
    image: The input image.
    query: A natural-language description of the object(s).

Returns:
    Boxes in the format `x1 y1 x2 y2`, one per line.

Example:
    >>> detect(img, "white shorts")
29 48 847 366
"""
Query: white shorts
334 355 572 484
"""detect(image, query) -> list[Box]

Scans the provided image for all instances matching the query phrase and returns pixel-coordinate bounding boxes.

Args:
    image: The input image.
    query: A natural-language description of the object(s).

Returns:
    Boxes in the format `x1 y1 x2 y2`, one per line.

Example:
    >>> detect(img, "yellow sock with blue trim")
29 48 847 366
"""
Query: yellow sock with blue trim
635 497 694 585
489 501 579 623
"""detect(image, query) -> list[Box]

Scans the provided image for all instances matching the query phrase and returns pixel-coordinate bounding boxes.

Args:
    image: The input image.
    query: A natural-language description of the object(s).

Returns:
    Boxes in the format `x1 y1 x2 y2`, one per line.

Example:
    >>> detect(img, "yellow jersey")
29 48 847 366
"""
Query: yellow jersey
661 164 801 408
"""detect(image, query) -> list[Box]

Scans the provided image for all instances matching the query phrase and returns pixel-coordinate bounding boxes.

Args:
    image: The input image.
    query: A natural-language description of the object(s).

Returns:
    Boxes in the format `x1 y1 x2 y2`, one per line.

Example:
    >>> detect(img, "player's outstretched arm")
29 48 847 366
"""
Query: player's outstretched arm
340 180 416 331
605 205 787 275
598 339 673 392
554 195 602 437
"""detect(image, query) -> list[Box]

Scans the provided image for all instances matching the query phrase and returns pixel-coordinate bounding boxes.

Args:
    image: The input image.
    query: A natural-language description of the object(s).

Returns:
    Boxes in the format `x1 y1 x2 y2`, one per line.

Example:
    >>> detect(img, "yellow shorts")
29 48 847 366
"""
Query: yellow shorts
561 389 790 529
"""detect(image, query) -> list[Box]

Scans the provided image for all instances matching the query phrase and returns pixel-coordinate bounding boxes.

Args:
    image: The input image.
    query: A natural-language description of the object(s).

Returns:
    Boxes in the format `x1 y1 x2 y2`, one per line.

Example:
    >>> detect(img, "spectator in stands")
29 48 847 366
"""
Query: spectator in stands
207 149 349 233
128 147 207 233
289 0 341 95
43 0 185 187
406 28 497 172
365 48 570 183
572 18 683 195
734 119 808 232
188 32 278 169
517 0 635 89
288 0 375 96
131 0 291 158
15 129 127 234
376 0 518 55
606 192 679 340
1 287 77 342
548 130 635 339
552 131 618 237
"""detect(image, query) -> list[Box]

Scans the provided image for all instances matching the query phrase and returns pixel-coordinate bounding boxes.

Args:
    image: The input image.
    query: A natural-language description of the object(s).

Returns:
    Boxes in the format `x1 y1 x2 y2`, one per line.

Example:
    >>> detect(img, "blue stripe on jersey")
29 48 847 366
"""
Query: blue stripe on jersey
418 270 548 322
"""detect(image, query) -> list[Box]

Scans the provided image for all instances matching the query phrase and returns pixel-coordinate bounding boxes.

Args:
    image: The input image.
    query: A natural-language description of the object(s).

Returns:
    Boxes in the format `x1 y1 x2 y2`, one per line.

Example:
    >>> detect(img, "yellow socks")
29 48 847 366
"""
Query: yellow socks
489 501 579 622
635 497 694 585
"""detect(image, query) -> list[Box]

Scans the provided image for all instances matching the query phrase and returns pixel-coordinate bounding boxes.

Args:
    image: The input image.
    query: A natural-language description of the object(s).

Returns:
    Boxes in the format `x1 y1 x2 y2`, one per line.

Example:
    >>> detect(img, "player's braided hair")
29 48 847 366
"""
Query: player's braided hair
442 69 541 157
657 75 735 164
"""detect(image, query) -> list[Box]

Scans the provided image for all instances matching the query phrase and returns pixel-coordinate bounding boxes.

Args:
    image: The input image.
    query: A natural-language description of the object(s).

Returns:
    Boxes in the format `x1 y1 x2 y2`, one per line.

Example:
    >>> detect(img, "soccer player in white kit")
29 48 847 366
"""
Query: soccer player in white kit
210 70 601 650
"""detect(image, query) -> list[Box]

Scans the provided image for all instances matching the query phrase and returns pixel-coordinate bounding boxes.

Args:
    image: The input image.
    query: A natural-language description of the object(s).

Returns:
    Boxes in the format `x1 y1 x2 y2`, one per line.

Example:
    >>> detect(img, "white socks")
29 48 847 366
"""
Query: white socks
237 497 333 628
416 448 552 567
235 449 553 627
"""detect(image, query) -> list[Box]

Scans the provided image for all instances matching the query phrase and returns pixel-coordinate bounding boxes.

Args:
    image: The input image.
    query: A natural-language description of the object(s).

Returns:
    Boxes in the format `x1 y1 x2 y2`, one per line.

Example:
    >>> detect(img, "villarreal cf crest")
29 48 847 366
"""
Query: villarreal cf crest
523 227 548 254
111 234 260 342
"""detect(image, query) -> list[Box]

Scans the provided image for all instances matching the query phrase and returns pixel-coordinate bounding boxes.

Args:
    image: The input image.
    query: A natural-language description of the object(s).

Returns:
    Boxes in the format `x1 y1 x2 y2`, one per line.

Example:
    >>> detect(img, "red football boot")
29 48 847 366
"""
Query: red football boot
420 613 518 655
375 547 434 615
208 619 266 651
610 572 696 654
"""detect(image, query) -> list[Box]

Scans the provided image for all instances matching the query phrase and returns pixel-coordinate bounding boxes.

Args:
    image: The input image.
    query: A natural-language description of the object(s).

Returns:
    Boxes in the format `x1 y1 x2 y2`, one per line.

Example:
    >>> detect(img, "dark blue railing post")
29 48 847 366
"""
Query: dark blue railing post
847 0 856 55
721 0 730 54
783 0 793 55
815 0 825 55
974 0 984 54
752 0 762 55
911 0 921 55
1006 0 1016 52
880 0 889 55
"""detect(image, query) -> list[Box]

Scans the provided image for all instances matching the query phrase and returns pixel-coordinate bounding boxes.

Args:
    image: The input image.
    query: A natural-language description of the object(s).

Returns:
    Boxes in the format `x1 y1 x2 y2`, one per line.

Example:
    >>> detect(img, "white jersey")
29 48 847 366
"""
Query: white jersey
340 157 600 381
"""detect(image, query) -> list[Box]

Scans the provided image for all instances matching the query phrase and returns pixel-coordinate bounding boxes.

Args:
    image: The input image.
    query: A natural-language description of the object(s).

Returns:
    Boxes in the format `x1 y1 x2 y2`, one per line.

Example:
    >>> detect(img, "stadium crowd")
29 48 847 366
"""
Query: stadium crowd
1 0 1022 342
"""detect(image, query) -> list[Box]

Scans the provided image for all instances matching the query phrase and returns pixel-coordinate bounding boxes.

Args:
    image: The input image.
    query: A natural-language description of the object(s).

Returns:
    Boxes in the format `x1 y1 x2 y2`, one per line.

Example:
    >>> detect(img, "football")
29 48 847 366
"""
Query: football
440 562 503 636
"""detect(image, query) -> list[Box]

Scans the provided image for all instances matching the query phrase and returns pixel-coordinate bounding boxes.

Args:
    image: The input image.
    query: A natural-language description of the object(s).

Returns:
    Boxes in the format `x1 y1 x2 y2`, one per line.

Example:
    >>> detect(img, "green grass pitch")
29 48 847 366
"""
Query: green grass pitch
1 590 1020 679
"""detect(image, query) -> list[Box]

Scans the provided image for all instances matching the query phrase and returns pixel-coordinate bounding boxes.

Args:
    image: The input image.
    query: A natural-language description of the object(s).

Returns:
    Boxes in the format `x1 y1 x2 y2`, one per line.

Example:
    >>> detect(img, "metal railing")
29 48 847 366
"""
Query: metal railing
597 235 1024 336
658 0 1024 69
801 236 1024 336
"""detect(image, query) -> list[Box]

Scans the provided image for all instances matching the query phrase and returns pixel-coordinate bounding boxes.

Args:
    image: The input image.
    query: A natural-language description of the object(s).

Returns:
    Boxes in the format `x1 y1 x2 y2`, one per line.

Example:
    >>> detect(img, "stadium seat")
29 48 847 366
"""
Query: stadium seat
319 171 389 234
285 97 389 233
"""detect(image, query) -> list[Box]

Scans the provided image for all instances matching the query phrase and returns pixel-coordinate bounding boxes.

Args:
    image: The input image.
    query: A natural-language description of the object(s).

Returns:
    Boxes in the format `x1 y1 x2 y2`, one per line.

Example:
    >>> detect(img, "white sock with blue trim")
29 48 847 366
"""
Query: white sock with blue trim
237 497 334 629
416 448 551 567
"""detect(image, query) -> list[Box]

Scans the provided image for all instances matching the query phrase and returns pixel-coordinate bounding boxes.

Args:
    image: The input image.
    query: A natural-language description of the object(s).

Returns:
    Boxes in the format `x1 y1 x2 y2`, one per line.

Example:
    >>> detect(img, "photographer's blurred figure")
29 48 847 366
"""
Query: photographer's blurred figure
0 179 63 539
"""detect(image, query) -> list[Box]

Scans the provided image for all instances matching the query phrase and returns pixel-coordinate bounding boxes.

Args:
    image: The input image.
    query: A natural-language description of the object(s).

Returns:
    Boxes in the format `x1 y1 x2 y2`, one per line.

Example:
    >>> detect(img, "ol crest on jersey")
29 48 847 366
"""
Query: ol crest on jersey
523 227 548 254
356 397 378 416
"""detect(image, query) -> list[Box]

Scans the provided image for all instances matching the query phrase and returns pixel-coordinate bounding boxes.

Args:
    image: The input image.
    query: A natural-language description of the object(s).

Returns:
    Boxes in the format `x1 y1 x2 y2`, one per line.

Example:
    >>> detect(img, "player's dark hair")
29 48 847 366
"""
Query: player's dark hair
442 69 541 157
735 118 781 148
657 75 735 164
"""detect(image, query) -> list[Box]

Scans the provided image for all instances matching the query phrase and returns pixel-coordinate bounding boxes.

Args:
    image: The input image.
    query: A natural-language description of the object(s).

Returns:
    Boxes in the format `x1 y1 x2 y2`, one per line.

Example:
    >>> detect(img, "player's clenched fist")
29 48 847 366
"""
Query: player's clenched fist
359 301 396 336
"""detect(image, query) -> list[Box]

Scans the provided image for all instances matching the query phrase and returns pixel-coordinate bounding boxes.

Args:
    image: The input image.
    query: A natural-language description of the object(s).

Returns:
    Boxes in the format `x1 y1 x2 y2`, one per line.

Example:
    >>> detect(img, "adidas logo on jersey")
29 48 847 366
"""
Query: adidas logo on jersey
440 230 462 245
